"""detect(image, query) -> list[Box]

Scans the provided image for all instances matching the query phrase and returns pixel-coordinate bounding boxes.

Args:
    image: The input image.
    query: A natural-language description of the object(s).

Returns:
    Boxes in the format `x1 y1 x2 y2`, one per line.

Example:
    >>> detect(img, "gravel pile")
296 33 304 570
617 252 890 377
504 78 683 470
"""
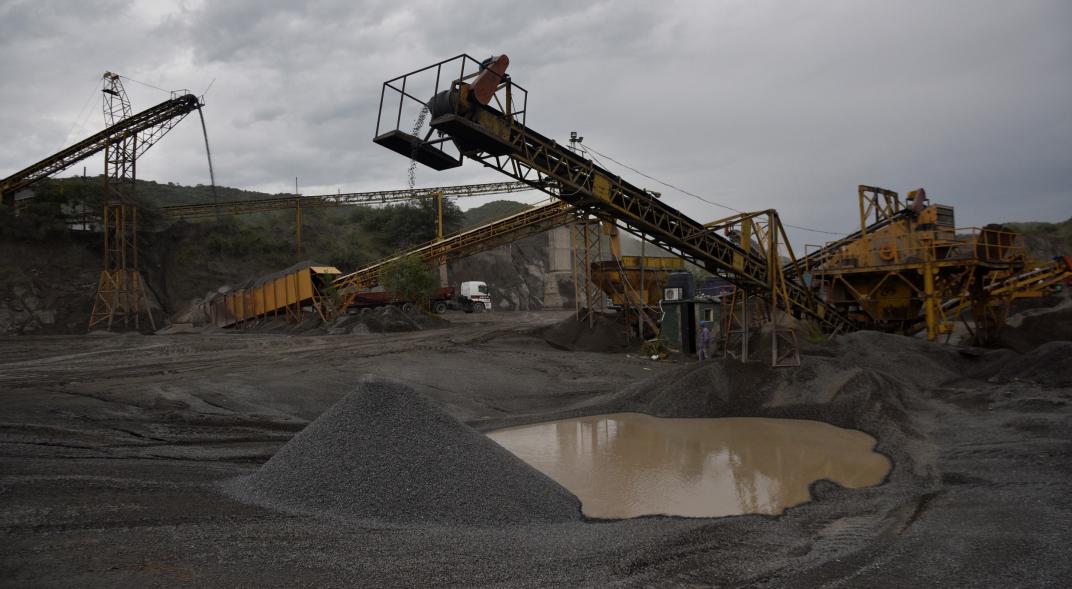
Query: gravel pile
540 311 636 353
239 306 450 335
230 376 582 526
990 341 1072 386
996 295 1072 352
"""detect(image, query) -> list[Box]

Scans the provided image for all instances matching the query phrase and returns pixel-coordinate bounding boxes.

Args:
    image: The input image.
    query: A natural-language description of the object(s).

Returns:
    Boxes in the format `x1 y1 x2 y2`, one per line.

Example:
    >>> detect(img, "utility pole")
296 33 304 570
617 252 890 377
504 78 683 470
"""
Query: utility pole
639 234 645 337
294 177 302 257
435 191 448 287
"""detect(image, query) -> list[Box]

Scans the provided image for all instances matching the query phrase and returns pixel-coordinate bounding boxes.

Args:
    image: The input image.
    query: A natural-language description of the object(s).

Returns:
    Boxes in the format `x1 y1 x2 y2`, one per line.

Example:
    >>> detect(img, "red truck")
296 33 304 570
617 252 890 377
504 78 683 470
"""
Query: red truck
349 281 491 314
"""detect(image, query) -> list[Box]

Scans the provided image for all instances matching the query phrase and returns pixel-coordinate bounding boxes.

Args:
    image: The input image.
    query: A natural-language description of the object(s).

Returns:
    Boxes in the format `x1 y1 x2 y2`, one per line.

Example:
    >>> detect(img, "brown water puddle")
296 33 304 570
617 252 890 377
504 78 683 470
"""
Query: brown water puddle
488 413 891 519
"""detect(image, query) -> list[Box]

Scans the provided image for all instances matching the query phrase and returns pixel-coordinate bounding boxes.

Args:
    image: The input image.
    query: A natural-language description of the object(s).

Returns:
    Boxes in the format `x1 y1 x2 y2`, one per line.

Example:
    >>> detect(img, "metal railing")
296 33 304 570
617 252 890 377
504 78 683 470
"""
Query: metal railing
814 226 1027 271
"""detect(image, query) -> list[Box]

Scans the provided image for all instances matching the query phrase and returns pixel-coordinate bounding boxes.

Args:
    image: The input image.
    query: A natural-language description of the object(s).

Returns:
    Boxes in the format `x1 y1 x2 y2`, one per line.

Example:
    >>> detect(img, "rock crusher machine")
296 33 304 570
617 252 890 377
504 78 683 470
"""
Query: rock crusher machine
801 186 1072 343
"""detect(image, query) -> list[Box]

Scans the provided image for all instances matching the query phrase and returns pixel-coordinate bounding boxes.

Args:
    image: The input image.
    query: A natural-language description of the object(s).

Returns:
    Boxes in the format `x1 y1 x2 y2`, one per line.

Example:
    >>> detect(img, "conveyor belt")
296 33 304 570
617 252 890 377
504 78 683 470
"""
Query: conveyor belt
1 94 202 207
333 199 576 303
419 109 856 332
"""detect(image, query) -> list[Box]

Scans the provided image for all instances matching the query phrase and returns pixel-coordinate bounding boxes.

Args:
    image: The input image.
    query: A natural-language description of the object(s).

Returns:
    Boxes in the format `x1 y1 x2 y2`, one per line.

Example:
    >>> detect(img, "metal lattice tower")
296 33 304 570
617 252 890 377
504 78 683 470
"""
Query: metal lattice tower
88 72 155 331
570 219 604 327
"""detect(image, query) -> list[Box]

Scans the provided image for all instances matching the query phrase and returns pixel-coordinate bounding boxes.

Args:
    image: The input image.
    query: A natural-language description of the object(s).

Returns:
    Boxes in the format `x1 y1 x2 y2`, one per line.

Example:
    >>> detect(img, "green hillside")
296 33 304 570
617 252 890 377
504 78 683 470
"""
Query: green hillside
1005 217 1072 259
2 177 467 273
462 199 530 228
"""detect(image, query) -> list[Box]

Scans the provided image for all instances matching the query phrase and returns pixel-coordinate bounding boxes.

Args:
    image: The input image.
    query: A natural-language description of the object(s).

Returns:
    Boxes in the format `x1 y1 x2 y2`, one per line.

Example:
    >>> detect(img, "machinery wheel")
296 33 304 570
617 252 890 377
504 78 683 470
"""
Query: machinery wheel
401 302 416 314
433 301 448 314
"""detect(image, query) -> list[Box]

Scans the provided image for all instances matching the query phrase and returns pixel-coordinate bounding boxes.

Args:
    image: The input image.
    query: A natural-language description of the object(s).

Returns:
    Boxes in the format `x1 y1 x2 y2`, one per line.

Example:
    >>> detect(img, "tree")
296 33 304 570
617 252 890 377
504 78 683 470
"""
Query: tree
363 199 464 250
380 253 438 309
0 179 91 240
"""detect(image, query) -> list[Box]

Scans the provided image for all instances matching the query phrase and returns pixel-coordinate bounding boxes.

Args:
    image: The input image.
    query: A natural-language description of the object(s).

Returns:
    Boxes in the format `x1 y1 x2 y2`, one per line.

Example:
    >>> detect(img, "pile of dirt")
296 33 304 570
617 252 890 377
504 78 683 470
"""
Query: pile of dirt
175 305 450 336
997 296 1072 352
229 376 582 526
539 311 636 353
988 341 1072 387
607 331 953 426
330 306 448 334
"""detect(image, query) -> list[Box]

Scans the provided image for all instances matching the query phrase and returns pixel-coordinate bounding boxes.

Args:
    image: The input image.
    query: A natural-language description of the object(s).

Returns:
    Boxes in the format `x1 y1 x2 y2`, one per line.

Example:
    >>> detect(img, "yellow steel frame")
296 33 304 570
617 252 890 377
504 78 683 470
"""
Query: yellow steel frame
816 185 1036 340
427 113 855 334
705 210 805 365
918 256 1072 339
588 221 669 337
570 219 604 327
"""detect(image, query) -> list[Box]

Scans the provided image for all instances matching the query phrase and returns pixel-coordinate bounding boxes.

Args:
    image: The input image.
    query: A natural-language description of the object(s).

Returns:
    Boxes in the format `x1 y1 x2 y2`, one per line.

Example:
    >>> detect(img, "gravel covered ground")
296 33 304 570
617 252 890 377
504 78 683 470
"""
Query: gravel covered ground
1 309 1070 586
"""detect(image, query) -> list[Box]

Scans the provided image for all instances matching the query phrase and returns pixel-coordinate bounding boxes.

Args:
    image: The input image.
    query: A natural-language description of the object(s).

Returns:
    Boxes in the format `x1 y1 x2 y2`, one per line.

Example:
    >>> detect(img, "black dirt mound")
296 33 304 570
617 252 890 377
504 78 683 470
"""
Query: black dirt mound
230 376 582 526
990 341 1072 387
540 312 635 353
998 297 1072 352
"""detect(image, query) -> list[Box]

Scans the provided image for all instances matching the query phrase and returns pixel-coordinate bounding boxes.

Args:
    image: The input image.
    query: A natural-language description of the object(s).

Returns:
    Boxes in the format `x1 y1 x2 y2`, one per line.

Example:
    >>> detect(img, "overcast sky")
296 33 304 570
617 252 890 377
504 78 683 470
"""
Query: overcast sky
2 0 1069 246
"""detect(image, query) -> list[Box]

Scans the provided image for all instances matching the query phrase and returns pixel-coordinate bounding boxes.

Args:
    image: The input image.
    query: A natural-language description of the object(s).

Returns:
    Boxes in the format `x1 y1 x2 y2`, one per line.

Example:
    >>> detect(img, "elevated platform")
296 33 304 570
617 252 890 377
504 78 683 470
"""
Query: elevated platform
430 114 517 157
373 130 462 171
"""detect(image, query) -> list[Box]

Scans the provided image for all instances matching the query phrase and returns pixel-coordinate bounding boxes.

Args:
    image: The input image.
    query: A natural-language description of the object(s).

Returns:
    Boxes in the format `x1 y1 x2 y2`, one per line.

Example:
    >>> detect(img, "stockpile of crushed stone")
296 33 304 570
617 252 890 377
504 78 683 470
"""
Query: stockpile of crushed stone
540 311 636 353
989 341 1072 387
230 377 582 526
233 306 449 335
561 330 984 454
330 306 449 334
998 297 1072 352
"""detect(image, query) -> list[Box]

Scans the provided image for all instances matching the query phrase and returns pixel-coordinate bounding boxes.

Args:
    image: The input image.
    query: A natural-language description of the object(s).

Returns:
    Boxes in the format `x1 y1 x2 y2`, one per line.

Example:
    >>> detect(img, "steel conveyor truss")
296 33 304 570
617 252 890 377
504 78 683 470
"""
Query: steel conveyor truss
1 93 203 208
372 54 856 333
332 198 576 307
160 181 537 219
789 186 913 279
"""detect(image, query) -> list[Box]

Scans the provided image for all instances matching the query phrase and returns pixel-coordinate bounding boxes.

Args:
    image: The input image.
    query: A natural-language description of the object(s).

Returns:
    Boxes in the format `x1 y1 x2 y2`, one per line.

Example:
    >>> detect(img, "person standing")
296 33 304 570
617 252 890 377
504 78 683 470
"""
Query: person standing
698 320 711 360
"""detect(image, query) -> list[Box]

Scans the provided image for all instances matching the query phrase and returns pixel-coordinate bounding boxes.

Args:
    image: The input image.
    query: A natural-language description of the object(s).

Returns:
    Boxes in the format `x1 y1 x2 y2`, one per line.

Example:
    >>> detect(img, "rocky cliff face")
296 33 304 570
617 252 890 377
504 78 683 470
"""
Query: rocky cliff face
0 239 99 335
447 231 574 311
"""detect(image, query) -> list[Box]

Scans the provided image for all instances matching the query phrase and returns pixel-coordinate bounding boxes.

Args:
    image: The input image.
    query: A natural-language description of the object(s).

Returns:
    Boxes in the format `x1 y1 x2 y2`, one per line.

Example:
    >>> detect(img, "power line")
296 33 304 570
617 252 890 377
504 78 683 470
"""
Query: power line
580 142 844 237
58 83 99 153
782 223 844 236
119 75 171 95
581 143 742 214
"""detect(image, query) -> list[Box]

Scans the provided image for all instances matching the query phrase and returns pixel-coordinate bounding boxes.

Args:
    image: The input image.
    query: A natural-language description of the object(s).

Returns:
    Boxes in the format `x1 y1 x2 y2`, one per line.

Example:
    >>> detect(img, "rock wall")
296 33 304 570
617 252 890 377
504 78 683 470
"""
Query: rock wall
0 239 99 335
447 228 577 311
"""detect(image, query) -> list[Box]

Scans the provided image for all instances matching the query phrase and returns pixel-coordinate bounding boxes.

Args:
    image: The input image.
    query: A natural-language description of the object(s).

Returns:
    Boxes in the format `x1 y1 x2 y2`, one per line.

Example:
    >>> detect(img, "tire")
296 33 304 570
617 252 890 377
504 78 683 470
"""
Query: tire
433 301 447 314
401 302 416 314
472 302 486 313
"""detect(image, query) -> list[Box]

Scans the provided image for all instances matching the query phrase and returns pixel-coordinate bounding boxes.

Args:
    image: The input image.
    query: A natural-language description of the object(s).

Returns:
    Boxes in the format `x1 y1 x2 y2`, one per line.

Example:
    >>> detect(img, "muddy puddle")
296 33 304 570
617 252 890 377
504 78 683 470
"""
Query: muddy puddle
488 413 891 518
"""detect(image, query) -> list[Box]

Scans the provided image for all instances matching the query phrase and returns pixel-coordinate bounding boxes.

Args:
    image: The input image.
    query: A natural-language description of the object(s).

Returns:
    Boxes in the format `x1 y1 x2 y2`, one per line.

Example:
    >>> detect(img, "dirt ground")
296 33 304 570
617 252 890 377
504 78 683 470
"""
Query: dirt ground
1 310 1070 587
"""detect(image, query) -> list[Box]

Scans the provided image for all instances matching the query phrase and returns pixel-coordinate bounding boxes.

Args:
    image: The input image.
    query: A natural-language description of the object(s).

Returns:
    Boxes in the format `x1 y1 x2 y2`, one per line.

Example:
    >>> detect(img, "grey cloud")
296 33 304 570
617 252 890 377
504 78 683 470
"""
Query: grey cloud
1 0 1068 240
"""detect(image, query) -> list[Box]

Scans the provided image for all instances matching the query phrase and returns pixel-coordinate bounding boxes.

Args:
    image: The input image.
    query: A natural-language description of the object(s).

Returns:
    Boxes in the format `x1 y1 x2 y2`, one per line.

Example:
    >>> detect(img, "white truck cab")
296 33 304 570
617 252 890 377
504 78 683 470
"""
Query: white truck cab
459 281 492 312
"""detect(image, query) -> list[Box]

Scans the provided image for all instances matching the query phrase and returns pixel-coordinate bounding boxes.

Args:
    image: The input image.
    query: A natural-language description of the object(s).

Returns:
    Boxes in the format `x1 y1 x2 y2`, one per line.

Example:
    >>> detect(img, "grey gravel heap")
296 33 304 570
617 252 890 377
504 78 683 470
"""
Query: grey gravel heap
232 376 582 526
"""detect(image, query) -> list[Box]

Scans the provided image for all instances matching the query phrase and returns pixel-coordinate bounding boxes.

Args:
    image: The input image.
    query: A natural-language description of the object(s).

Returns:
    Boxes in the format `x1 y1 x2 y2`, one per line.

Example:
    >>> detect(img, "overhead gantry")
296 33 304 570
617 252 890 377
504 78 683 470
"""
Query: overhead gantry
159 181 539 219
0 90 202 208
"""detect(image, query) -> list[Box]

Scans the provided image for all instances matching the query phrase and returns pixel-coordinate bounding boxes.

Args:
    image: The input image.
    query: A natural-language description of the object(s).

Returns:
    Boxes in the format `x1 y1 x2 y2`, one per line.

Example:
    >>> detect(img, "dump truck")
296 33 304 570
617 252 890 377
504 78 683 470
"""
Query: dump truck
349 281 491 314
